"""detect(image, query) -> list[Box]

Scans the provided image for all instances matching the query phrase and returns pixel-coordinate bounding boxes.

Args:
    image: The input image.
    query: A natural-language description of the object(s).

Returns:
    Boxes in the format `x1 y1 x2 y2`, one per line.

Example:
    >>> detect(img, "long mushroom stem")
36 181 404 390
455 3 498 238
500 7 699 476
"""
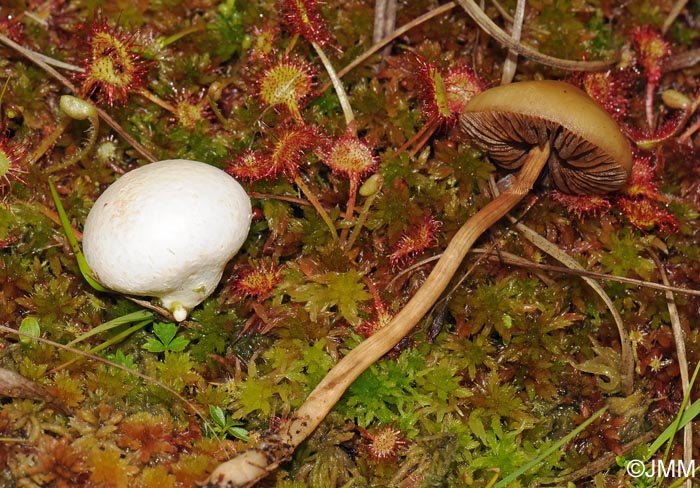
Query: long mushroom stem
205 142 551 488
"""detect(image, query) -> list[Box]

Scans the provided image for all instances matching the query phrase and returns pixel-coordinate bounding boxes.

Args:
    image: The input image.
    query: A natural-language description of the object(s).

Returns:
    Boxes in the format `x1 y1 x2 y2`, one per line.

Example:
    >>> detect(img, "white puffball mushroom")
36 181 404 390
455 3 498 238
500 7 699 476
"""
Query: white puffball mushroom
83 159 252 321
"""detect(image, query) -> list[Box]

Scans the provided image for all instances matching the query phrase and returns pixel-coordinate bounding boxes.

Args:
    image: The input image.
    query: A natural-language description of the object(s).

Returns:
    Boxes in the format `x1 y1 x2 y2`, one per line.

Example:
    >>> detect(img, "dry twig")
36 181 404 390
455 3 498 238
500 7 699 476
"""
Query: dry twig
648 249 692 488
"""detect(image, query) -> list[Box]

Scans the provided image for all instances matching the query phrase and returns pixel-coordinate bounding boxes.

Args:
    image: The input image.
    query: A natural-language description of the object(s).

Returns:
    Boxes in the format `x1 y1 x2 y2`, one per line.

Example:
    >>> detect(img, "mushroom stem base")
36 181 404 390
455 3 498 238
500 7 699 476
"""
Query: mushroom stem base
205 144 552 488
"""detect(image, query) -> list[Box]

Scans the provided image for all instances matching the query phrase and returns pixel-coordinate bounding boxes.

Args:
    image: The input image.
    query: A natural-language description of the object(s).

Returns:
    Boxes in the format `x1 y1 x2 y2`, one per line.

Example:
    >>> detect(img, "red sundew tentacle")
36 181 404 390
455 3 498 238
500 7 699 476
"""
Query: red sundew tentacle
73 17 150 106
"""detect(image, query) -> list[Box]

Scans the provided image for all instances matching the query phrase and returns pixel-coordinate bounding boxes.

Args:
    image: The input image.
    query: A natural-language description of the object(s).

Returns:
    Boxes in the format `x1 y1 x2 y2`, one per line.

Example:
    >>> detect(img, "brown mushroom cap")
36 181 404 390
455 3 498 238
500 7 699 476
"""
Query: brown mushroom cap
460 80 632 195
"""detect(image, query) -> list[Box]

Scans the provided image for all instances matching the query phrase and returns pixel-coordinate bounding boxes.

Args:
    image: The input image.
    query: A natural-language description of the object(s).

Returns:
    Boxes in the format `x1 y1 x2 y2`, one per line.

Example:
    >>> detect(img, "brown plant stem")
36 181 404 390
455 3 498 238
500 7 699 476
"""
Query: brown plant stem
135 87 176 113
395 114 439 157
662 0 688 34
17 200 83 240
677 92 700 143
455 0 617 71
325 0 617 98
345 178 382 251
472 249 700 298
679 118 700 142
27 118 71 164
293 175 339 241
648 249 691 488
325 2 458 93
645 82 657 128
205 144 551 488
339 177 359 244
248 191 314 207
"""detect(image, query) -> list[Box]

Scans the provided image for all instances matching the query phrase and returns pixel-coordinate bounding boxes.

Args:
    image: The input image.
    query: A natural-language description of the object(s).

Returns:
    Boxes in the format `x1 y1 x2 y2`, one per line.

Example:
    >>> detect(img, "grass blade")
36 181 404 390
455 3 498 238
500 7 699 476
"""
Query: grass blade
646 360 700 460
48 179 109 292
494 406 608 487
67 310 154 346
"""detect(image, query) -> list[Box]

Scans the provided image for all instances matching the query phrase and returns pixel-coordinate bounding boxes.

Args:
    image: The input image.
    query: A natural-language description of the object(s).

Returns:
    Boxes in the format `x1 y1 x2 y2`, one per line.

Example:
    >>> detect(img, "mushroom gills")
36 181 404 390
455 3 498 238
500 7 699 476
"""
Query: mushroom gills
460 111 630 195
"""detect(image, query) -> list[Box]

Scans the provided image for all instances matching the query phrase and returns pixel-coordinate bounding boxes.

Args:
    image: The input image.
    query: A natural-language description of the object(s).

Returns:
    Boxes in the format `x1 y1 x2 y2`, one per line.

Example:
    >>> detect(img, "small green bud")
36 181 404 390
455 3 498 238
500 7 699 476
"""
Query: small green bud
661 89 690 110
19 316 40 345
359 173 383 197
60 95 97 120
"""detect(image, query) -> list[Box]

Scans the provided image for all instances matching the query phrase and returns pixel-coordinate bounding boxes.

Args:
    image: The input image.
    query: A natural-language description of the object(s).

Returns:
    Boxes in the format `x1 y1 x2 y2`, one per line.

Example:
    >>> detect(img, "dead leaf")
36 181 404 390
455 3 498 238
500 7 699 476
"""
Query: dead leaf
0 367 54 402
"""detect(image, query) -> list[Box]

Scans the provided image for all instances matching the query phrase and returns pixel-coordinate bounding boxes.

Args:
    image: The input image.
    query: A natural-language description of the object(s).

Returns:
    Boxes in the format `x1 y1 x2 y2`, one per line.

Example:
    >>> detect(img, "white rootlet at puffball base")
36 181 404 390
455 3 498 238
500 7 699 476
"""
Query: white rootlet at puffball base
82 159 252 321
